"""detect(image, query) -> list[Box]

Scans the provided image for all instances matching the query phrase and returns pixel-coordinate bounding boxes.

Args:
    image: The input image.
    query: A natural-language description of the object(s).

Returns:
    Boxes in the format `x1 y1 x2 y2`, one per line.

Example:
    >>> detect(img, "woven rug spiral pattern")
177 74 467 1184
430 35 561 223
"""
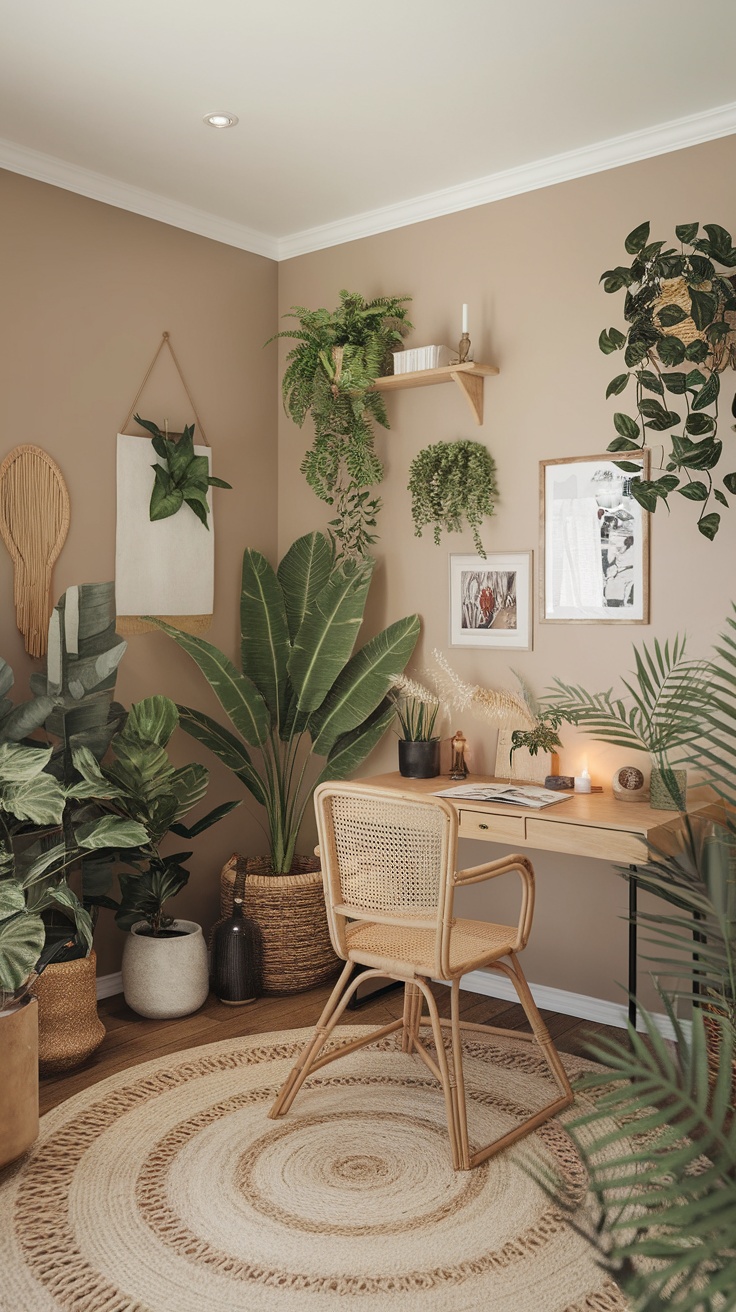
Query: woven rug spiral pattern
0 1027 628 1312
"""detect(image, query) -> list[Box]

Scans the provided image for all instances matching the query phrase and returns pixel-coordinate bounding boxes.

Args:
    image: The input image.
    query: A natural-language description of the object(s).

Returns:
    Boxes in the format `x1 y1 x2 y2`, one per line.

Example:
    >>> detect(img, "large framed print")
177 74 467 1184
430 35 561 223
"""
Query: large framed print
449 551 532 649
540 451 650 623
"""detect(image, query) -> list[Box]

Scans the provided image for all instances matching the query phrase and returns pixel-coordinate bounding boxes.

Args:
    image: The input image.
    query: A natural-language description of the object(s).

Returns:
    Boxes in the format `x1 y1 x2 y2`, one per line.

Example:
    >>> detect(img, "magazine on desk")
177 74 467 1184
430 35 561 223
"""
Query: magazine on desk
433 783 573 809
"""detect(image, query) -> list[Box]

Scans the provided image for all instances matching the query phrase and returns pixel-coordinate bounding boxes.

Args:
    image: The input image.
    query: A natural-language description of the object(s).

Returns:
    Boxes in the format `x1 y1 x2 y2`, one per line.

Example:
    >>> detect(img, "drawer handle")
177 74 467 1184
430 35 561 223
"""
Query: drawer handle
478 823 489 830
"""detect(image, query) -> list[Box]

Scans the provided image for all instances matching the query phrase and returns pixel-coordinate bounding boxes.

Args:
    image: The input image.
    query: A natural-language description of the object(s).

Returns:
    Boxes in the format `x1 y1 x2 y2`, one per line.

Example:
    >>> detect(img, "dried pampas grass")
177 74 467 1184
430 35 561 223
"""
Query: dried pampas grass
431 650 534 729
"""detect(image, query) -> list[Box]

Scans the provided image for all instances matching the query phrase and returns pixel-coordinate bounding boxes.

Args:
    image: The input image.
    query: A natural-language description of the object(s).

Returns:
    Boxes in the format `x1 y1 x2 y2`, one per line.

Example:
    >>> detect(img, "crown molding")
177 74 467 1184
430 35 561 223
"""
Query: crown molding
0 136 278 260
3 99 736 263
278 99 736 259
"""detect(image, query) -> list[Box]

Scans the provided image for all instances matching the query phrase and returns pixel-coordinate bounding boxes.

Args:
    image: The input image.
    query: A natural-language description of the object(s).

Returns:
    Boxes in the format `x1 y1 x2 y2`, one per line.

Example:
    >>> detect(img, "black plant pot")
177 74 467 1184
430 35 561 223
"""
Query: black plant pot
398 739 441 779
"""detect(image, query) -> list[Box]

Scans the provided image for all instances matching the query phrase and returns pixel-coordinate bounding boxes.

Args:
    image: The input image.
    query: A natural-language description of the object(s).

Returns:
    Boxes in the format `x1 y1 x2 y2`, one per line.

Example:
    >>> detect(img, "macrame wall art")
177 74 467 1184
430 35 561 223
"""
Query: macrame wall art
0 445 70 657
115 332 219 636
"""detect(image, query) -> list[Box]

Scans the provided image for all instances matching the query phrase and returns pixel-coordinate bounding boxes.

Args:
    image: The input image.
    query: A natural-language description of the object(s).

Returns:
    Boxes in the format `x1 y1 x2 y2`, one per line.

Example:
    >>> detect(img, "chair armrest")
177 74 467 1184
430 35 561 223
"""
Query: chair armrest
454 853 535 949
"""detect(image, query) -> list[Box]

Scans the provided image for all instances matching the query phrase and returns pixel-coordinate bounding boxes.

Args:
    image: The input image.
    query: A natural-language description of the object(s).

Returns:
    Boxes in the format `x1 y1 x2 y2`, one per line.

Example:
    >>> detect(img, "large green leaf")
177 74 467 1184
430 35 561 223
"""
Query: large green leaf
277 531 334 641
49 882 93 951
148 619 271 748
169 763 210 823
315 700 395 784
68 746 123 800
289 556 374 713
0 695 55 742
0 742 53 784
0 910 45 991
240 549 290 729
176 705 268 808
3 772 67 826
75 815 149 850
122 696 179 748
0 881 26 920
310 615 420 754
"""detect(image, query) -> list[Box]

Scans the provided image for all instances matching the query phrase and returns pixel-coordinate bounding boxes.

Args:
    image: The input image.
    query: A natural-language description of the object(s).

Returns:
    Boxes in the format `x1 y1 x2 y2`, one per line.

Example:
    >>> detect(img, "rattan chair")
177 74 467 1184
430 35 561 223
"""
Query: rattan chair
268 782 574 1170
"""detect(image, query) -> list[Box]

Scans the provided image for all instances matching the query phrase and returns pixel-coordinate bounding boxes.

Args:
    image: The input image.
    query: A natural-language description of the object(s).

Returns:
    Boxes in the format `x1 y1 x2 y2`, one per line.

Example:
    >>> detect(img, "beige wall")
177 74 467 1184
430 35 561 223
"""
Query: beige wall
1 170 279 974
277 135 736 1009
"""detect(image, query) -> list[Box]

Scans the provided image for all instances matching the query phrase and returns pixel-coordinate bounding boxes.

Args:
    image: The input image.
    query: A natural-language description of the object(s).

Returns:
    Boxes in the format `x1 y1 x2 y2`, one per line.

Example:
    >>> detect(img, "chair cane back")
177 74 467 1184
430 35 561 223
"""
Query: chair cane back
269 782 573 1170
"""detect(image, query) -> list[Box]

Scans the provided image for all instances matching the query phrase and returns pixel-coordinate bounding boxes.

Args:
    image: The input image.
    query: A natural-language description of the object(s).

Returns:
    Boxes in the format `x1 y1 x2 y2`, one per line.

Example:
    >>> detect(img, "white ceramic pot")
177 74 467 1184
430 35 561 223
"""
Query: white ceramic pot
122 920 209 1019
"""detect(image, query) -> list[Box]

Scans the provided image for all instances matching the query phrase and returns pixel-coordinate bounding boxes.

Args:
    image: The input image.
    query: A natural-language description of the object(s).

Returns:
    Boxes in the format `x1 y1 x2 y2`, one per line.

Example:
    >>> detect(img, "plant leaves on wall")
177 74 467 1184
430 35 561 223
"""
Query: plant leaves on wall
600 221 736 539
134 414 231 529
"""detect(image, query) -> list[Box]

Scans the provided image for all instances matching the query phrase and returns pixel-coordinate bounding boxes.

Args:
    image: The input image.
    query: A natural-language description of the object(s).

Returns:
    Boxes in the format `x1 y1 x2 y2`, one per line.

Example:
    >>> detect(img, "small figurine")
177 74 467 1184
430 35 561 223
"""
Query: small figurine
450 730 468 780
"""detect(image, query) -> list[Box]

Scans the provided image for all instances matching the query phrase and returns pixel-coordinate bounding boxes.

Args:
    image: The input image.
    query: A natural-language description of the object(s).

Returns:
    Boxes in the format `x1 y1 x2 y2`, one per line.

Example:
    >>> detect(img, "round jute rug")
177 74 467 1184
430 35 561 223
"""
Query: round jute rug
0 1026 628 1312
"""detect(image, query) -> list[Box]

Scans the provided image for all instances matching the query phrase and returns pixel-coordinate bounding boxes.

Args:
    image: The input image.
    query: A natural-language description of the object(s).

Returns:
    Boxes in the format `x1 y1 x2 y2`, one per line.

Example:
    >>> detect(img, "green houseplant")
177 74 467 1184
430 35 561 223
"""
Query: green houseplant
389 673 442 779
407 439 498 556
150 531 419 991
269 290 412 557
545 635 713 809
599 220 736 539
549 608 736 1310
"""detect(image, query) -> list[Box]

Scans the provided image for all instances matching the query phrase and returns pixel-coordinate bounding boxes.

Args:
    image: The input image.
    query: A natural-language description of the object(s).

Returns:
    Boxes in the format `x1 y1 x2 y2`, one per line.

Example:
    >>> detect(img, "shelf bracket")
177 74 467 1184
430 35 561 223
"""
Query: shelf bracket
451 369 484 425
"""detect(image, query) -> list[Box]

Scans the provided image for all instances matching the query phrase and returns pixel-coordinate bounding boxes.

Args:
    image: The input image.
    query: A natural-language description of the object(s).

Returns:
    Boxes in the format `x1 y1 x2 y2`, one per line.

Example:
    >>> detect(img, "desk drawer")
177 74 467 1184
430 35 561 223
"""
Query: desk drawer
525 818 647 864
458 809 526 845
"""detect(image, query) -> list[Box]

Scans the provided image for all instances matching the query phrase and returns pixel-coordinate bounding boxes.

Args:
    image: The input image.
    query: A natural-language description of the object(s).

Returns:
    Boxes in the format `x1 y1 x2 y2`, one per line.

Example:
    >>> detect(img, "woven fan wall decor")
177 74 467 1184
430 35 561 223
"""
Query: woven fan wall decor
0 445 70 657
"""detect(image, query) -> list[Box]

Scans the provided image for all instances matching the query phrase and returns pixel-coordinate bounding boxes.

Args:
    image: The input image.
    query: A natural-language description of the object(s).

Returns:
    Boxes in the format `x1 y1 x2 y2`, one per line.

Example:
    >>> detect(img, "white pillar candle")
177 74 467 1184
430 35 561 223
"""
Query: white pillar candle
462 304 469 334
574 769 592 794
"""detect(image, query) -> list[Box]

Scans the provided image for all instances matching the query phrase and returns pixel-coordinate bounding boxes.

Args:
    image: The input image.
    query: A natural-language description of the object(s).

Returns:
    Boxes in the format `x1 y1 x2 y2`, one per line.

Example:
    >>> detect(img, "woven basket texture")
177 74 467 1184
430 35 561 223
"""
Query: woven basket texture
704 1008 736 1123
220 854 339 994
653 275 736 369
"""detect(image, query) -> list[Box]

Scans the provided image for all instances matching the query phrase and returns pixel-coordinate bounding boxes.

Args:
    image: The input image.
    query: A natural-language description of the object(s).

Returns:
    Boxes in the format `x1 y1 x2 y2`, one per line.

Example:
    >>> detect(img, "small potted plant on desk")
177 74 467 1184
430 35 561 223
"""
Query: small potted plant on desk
390 675 442 779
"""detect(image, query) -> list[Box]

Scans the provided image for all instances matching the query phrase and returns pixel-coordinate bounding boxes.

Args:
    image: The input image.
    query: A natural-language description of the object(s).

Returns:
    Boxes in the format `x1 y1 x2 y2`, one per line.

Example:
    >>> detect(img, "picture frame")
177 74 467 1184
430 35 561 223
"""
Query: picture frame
449 551 532 649
540 451 650 624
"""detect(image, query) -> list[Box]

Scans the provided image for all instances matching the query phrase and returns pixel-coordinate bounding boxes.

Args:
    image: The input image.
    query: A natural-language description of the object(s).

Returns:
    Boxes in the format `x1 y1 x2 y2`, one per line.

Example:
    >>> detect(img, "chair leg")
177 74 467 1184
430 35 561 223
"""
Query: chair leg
438 958 574 1171
268 961 353 1119
402 981 423 1053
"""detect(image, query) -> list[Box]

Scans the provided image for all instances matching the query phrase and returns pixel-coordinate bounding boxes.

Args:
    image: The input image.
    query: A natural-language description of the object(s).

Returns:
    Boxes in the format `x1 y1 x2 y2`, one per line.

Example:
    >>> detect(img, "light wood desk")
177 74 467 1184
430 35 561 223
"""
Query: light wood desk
362 772 710 1024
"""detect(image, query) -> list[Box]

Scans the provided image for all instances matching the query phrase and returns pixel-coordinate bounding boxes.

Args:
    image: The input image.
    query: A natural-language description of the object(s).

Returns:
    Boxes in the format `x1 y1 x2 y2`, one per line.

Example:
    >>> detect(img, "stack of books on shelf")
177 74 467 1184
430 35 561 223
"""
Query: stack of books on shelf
392 345 455 374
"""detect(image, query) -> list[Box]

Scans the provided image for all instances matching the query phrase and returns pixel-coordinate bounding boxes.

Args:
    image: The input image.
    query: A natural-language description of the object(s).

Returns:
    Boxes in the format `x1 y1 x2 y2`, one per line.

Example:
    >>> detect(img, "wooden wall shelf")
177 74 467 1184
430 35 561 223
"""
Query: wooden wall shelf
371 362 498 426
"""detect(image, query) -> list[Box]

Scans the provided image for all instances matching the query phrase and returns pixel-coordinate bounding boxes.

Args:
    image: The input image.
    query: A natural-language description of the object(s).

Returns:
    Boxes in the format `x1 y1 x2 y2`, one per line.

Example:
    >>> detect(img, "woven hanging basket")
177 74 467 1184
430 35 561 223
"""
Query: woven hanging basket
219 855 340 994
653 275 736 370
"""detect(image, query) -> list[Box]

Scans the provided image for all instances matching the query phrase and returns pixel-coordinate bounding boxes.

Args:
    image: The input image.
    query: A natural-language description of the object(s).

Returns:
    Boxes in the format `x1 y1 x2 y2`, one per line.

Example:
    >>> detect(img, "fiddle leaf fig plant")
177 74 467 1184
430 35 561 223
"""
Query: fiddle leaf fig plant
600 221 736 540
267 290 412 557
134 414 232 529
407 439 498 556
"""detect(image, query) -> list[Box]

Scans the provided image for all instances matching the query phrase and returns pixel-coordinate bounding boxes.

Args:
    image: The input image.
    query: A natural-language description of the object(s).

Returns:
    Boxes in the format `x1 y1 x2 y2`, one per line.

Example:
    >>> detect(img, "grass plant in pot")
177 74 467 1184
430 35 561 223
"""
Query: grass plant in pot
390 674 442 779
150 531 419 993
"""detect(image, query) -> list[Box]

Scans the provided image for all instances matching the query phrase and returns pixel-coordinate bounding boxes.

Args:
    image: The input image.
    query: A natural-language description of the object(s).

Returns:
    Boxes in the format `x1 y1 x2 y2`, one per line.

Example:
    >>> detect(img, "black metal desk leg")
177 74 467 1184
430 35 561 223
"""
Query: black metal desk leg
628 866 638 1028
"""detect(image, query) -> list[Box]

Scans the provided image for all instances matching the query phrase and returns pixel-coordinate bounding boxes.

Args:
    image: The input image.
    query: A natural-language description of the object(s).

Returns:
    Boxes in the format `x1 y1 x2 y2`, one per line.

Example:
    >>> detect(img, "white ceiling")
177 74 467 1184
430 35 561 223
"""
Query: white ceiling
2 0 736 260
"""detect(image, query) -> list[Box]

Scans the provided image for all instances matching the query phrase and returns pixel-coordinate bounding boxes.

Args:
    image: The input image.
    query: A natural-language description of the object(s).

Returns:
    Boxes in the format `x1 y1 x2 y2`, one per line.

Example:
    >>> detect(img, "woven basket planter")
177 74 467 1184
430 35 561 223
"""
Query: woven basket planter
220 854 340 994
704 1007 736 1125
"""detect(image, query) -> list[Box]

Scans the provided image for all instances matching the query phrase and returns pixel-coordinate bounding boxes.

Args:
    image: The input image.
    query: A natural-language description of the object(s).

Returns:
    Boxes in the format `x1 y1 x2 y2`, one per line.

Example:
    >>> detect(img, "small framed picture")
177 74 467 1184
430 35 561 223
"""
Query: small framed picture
449 552 533 649
540 452 650 623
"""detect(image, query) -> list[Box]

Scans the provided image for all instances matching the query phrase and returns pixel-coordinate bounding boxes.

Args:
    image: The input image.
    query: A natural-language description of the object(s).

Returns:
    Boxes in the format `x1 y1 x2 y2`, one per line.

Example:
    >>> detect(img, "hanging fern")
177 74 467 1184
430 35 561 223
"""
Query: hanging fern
266 291 412 557
407 439 498 556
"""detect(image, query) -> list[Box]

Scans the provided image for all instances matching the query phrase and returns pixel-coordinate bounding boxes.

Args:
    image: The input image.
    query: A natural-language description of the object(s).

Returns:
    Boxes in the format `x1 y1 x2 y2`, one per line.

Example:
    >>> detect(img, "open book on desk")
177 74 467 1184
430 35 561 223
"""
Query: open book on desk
433 783 574 809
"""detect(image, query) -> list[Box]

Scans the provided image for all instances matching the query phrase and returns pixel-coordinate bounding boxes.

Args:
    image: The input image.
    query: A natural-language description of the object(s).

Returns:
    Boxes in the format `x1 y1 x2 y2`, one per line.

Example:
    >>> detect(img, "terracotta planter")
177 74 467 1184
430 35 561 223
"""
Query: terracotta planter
0 997 39 1168
122 920 209 1019
31 950 105 1074
398 739 441 779
220 855 339 994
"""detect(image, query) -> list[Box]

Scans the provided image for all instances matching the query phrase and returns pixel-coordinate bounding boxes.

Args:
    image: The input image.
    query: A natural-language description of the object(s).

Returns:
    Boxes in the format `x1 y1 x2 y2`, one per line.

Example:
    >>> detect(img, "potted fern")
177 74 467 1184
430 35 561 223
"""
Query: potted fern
268 290 412 557
550 606 736 1308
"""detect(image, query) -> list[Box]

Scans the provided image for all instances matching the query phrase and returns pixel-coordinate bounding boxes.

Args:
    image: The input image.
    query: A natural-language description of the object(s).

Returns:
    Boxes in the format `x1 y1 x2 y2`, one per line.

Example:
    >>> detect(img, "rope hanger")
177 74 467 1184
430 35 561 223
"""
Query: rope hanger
120 331 210 446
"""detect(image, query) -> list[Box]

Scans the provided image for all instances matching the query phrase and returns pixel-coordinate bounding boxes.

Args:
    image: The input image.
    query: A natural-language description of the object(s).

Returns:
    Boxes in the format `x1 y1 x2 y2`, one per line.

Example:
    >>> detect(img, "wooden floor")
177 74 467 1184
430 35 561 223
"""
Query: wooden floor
39 979 623 1116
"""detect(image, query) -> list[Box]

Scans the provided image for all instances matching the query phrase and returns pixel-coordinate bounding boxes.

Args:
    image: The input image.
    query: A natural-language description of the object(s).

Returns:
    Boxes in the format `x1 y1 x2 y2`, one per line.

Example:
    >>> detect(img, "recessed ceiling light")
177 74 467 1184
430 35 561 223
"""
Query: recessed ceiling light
203 112 239 128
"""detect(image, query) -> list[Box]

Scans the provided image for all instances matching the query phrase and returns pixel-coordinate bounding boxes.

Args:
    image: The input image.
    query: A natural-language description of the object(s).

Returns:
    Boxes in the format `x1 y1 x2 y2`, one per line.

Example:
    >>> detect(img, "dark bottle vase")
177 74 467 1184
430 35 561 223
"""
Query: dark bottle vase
398 738 441 779
211 894 263 1005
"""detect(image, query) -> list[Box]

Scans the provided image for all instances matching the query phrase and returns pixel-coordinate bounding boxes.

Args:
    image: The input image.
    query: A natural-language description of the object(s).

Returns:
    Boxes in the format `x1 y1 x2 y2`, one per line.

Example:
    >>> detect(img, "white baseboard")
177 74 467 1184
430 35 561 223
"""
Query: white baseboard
96 971 122 1001
440 970 679 1042
96 966 678 1041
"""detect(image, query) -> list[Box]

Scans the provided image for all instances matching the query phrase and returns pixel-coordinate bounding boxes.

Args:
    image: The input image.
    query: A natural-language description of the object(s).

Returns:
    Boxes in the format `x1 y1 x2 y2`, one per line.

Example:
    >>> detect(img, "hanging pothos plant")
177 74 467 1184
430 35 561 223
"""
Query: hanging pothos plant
267 290 412 557
599 221 736 540
407 439 498 556
135 414 231 529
